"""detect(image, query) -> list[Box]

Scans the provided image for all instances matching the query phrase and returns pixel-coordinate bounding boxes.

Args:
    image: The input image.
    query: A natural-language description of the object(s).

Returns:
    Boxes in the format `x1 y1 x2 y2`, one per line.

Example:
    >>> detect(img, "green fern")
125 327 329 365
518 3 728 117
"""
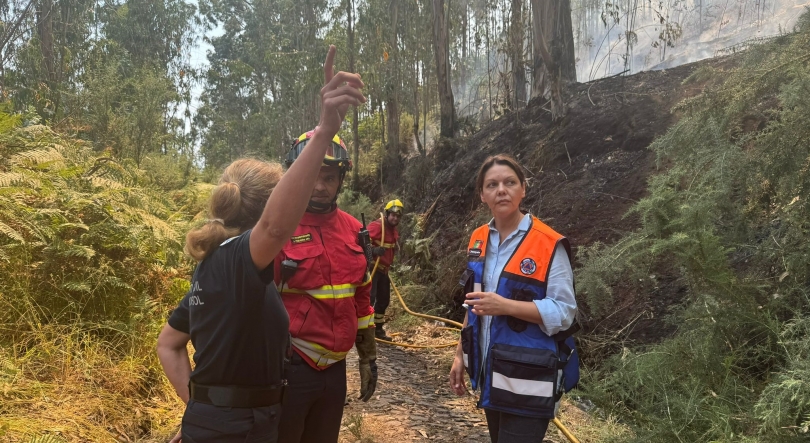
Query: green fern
26 434 67 443
580 12 810 442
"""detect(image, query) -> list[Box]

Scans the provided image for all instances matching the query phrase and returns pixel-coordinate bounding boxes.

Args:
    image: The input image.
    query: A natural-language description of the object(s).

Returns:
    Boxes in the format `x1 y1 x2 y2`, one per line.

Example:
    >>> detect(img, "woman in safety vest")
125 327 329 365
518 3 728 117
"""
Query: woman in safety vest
155 45 366 443
449 154 579 443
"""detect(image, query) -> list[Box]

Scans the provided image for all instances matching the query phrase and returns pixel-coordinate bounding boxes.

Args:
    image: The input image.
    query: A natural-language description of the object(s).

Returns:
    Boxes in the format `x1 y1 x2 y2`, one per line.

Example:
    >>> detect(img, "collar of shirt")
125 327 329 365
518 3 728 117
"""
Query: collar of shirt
487 212 532 241
300 208 338 226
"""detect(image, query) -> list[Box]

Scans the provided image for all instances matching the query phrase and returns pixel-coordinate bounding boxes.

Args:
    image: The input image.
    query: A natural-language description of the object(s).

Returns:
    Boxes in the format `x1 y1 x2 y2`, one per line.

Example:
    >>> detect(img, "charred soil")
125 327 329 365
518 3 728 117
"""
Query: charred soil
394 54 742 361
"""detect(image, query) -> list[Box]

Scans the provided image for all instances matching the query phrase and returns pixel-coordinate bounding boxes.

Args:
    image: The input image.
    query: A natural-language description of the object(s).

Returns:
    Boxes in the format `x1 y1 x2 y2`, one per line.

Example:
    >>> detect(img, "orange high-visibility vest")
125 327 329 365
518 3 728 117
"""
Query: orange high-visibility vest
460 215 579 418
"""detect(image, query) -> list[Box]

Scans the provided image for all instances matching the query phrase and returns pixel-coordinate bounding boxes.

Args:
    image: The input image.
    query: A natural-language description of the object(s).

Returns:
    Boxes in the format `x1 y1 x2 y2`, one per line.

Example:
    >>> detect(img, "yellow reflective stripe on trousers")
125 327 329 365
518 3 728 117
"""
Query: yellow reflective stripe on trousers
358 314 374 329
291 337 348 367
280 283 357 300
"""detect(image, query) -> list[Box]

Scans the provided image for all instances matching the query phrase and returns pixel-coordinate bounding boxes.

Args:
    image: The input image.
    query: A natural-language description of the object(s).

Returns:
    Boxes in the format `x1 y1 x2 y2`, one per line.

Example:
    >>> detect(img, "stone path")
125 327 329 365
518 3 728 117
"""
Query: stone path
339 341 565 443
340 344 490 442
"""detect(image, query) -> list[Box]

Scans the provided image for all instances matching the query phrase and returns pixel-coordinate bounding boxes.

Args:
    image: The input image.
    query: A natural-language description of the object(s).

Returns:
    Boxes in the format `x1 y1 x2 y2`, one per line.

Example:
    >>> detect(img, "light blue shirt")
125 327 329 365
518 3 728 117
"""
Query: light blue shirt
479 213 577 366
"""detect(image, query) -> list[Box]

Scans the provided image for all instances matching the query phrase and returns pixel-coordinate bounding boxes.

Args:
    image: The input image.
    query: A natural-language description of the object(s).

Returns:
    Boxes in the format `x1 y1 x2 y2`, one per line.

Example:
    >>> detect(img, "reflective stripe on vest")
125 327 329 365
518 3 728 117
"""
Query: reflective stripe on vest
358 314 374 329
280 283 357 300
462 215 578 419
372 240 396 248
291 337 349 368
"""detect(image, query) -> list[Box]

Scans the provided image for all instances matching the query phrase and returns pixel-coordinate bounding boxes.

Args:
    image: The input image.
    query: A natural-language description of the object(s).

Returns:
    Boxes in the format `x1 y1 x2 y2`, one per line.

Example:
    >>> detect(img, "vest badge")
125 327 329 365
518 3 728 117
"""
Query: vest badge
291 233 312 244
520 258 537 275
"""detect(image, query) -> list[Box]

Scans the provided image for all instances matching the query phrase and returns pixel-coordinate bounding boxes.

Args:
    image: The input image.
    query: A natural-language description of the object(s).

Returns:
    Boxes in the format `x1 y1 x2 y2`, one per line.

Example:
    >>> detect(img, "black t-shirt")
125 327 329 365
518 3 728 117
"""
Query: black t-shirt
168 229 289 387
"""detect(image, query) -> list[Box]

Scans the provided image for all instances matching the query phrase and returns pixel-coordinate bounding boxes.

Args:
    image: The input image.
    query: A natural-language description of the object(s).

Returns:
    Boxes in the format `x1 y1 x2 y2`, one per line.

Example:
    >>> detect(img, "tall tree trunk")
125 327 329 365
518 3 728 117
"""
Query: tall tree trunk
531 0 576 101
557 0 575 83
529 0 565 120
510 0 526 110
432 0 455 138
385 0 400 149
423 59 428 148
37 0 55 85
347 0 360 191
380 100 385 147
486 9 493 122
413 59 424 155
385 0 400 183
461 0 468 92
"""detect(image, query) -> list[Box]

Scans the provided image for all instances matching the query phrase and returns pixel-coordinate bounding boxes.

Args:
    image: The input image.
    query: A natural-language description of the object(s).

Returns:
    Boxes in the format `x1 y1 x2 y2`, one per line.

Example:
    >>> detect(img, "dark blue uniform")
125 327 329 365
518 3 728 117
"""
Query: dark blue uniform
169 230 289 443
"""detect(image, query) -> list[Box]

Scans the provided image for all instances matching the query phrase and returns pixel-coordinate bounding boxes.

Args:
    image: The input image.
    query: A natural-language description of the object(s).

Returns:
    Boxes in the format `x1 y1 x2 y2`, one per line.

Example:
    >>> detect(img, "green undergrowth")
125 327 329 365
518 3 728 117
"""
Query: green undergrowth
577 10 810 442
0 114 195 441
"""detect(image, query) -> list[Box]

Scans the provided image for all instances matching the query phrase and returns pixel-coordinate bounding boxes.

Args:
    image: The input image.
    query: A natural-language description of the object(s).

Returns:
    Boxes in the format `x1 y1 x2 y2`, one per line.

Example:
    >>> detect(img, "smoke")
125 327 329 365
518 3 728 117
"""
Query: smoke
574 0 809 80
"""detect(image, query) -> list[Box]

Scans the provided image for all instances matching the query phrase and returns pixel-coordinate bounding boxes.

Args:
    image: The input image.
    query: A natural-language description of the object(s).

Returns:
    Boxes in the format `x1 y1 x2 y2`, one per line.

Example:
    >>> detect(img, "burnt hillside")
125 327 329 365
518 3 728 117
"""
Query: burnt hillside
400 53 741 345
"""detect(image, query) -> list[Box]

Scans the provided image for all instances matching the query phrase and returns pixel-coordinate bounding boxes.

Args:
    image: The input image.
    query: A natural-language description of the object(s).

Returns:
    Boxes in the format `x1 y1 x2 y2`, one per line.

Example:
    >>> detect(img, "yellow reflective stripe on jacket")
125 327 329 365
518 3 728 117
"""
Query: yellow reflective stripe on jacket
358 314 374 329
291 337 349 367
372 239 396 248
280 283 357 300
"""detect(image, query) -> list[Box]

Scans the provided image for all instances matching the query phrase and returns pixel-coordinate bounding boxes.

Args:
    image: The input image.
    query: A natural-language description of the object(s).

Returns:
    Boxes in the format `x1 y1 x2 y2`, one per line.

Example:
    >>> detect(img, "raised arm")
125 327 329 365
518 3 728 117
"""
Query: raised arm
249 45 366 269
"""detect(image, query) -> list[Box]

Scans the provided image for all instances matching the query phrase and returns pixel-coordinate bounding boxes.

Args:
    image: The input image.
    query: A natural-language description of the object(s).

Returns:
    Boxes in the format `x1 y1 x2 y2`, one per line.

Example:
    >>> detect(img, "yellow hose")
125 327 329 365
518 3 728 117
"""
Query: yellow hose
369 218 462 348
553 418 581 443
374 337 458 349
365 213 384 283
389 276 463 329
372 276 460 348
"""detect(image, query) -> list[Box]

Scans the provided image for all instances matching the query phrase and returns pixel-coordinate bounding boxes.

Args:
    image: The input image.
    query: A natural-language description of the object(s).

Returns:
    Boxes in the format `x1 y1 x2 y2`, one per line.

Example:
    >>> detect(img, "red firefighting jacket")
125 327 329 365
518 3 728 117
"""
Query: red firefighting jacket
367 218 399 272
274 209 374 370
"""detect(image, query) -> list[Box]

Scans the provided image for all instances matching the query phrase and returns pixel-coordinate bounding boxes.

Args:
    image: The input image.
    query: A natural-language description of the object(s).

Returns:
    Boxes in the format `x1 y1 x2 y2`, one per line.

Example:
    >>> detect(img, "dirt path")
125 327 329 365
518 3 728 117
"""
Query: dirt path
340 342 571 443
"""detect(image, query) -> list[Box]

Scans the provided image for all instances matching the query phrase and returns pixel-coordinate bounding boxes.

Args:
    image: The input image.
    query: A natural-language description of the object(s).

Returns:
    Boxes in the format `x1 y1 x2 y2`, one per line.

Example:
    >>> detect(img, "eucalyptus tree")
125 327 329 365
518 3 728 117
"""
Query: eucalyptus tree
196 0 330 169
432 0 456 138
83 0 198 164
530 0 575 119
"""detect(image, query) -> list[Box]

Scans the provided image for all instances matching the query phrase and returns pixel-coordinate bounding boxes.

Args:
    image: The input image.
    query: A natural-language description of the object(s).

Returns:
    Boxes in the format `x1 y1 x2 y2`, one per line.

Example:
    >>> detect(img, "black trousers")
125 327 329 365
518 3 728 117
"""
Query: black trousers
484 409 550 443
277 353 347 443
370 272 391 317
181 399 281 442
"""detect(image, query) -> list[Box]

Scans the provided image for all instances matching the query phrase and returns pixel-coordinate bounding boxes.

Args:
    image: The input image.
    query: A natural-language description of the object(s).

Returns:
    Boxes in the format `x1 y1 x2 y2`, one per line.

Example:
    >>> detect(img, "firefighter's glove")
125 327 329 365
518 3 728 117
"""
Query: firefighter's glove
355 327 378 402
371 246 386 257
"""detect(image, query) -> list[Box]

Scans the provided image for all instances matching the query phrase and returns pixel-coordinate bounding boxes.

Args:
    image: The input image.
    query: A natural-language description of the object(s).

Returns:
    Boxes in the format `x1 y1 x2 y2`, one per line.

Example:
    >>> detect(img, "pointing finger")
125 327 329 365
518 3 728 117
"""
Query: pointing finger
323 45 336 84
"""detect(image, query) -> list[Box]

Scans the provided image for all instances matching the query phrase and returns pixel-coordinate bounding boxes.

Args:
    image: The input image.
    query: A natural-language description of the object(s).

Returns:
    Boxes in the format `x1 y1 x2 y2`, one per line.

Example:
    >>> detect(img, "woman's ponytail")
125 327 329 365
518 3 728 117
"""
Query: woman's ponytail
183 159 283 261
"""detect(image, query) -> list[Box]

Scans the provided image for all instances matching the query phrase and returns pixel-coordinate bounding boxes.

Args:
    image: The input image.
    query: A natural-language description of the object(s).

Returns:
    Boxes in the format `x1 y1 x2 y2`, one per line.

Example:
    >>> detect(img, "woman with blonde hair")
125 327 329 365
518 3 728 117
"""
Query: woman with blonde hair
156 45 366 443
449 154 579 443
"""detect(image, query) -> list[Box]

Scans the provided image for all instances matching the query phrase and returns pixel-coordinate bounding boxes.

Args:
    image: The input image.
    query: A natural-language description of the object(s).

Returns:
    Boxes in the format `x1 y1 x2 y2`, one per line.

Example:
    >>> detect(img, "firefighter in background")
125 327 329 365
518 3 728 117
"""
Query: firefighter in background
275 130 378 443
368 199 403 341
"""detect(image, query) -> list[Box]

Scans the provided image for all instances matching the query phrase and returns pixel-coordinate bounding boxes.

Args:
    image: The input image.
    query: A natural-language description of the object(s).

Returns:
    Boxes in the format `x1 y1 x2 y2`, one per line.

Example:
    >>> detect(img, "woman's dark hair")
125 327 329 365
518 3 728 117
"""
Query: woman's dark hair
475 154 527 195
184 159 283 261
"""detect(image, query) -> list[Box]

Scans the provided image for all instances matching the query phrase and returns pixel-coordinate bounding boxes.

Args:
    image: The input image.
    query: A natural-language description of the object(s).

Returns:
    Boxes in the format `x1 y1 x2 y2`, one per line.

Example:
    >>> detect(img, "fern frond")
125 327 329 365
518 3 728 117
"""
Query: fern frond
62 281 91 292
89 176 126 190
57 222 89 232
0 221 24 243
62 245 95 259
0 170 42 189
26 434 67 443
0 172 25 187
10 148 66 169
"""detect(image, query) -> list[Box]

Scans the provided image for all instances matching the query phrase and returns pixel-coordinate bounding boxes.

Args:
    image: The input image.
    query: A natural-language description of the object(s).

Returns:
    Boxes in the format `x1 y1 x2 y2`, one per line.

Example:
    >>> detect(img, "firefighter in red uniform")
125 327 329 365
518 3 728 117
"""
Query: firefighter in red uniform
275 130 378 443
368 199 403 341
